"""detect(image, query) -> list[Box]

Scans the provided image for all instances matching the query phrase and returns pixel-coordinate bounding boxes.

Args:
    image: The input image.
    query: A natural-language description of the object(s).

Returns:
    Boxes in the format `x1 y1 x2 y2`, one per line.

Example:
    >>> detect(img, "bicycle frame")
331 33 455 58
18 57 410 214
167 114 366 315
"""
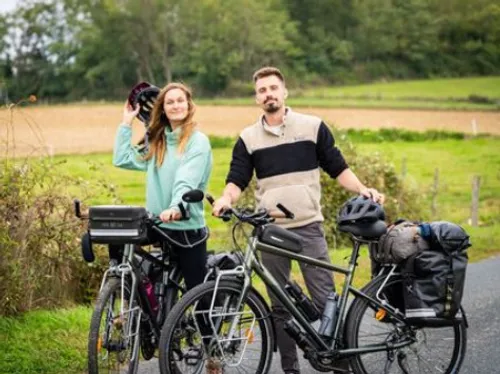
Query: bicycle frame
99 242 183 340
210 230 414 359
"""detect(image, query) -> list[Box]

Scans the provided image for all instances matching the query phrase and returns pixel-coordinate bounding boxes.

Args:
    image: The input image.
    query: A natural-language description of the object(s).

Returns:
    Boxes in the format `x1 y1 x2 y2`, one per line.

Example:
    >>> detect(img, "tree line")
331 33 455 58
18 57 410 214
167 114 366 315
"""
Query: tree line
0 0 499 102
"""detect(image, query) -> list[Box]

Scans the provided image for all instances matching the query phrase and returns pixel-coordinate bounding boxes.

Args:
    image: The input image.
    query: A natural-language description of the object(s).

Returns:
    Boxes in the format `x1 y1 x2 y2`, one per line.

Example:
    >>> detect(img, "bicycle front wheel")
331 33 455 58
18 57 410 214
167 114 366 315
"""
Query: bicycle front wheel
345 275 467 374
159 280 274 374
88 278 141 374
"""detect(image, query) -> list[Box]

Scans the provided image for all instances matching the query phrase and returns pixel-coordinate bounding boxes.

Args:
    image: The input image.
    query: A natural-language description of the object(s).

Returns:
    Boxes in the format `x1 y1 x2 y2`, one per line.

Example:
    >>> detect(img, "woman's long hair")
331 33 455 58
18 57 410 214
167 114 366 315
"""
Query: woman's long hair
142 83 196 167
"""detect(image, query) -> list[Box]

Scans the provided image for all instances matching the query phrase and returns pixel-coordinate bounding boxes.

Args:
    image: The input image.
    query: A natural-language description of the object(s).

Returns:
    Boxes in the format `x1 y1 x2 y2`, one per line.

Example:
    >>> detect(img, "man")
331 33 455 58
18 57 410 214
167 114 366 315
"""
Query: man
212 66 384 374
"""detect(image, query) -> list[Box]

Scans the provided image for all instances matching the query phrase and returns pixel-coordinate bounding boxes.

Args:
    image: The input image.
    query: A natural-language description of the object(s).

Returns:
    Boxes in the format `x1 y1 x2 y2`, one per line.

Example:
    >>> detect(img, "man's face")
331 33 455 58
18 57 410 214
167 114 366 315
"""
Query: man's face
254 75 287 114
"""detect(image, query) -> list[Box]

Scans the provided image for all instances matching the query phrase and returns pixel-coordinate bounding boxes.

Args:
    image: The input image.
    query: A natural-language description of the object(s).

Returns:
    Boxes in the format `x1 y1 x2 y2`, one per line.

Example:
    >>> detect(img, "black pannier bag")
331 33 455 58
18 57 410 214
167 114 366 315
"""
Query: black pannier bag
89 205 149 244
402 221 470 325
206 252 242 270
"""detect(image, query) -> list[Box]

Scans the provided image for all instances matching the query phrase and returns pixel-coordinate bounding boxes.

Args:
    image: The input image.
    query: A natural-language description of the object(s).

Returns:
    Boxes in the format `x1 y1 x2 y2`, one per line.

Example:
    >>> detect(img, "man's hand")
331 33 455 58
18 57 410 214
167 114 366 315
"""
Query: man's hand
212 196 232 217
359 187 385 204
159 208 182 223
122 100 140 125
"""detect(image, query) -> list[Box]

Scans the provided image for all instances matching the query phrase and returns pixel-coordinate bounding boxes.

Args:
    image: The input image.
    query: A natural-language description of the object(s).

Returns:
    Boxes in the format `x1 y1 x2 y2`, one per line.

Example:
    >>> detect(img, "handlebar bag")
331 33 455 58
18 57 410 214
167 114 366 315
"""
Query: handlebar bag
89 205 149 244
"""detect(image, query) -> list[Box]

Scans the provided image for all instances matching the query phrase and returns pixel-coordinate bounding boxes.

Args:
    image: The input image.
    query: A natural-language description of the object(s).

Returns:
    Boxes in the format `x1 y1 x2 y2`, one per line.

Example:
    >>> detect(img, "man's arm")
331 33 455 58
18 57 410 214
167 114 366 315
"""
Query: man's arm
213 137 253 215
316 122 385 203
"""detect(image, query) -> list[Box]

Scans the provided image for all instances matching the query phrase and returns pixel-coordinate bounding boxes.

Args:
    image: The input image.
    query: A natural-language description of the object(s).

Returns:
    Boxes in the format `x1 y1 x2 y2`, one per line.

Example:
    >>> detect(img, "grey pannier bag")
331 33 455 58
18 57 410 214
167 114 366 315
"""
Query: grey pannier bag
402 221 470 325
375 221 429 264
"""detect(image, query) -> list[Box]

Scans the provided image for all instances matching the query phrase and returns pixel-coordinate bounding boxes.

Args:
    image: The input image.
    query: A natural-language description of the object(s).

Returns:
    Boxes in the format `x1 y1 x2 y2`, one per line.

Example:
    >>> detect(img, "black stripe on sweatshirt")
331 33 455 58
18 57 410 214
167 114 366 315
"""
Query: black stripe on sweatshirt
252 140 318 179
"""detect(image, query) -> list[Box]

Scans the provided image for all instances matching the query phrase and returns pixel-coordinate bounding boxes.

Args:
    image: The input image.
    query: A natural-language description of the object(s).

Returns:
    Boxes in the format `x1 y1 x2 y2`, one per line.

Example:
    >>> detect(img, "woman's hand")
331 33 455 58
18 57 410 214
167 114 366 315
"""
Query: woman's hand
159 208 182 223
122 100 140 125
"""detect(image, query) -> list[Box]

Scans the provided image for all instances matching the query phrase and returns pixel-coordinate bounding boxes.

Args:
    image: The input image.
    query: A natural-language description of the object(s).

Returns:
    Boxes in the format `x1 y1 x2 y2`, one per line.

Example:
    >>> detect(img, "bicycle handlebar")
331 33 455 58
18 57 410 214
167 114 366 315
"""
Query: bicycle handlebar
206 193 294 227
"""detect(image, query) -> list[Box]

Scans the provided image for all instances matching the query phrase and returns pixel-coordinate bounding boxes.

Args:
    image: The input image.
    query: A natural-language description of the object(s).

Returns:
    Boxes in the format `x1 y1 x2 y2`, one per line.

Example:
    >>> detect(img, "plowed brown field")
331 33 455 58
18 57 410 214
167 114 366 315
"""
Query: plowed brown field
1 104 499 156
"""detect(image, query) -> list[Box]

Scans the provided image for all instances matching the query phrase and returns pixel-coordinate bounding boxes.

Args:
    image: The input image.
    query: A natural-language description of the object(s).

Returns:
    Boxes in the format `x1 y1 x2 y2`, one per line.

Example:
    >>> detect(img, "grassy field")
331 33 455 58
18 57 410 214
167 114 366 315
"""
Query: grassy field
0 307 89 373
200 76 500 110
54 135 500 259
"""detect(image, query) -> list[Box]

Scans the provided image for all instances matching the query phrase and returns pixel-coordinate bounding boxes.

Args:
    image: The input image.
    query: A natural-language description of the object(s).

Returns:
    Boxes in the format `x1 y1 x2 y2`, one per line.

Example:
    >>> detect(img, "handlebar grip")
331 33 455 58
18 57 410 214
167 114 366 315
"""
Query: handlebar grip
74 199 81 218
206 194 215 205
221 210 232 222
178 203 189 220
276 203 295 219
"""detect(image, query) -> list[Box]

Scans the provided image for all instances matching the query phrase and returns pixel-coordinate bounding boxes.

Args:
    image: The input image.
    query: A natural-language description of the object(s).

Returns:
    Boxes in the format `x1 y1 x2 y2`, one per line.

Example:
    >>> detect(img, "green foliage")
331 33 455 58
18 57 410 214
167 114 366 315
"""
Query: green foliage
0 104 121 316
208 135 236 149
322 130 424 248
0 153 115 316
344 128 470 143
1 0 500 99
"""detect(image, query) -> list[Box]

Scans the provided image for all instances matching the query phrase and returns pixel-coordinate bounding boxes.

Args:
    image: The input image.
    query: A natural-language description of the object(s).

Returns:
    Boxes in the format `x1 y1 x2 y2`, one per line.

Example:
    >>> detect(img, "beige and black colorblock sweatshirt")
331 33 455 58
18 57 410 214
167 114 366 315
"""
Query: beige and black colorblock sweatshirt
226 108 348 229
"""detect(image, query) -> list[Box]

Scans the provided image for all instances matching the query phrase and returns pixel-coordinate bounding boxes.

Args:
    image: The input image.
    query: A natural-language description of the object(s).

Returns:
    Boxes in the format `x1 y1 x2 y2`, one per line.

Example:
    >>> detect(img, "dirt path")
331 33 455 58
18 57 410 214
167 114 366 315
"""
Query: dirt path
1 104 498 156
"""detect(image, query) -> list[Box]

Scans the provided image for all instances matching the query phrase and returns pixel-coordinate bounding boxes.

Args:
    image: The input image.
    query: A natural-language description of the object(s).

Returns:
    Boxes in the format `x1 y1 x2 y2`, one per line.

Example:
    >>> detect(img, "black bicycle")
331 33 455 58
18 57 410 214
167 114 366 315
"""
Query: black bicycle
158 192 467 374
76 190 209 374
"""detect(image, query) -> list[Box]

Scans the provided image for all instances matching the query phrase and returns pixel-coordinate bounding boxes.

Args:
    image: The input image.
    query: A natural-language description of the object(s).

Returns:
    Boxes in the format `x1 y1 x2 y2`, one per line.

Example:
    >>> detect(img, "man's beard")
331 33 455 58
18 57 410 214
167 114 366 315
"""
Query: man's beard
264 101 280 113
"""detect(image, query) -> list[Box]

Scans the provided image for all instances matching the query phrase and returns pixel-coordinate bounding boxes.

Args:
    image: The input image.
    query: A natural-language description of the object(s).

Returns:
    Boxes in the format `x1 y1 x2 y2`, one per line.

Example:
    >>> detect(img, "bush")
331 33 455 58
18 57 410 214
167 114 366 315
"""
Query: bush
321 129 424 248
0 104 114 316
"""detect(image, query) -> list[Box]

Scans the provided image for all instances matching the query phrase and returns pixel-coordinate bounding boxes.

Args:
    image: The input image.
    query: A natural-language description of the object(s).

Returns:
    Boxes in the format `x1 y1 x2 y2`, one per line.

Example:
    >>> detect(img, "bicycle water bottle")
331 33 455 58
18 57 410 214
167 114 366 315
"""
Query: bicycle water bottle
318 291 338 338
143 278 159 316
285 281 321 322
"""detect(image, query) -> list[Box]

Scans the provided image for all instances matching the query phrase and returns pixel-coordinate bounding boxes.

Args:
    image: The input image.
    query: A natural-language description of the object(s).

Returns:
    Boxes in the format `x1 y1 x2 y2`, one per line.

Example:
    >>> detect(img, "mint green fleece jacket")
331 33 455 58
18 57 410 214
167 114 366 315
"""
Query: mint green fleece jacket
113 125 212 230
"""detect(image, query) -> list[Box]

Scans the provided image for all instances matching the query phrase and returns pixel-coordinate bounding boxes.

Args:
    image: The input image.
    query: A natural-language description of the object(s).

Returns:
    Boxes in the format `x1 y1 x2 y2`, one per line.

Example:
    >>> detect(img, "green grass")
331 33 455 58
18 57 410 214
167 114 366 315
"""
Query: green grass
357 137 500 261
198 76 500 111
54 135 500 259
0 306 90 373
300 76 500 100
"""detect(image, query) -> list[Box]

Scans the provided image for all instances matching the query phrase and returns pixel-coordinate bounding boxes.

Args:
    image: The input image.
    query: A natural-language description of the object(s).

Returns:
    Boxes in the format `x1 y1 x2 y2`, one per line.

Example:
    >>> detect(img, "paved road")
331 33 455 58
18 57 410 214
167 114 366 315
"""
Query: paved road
139 256 500 374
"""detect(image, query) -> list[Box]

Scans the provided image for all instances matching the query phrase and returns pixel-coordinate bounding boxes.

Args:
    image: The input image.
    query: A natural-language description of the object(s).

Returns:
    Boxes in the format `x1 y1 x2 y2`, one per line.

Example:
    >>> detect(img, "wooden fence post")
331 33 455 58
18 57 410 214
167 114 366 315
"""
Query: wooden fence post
398 157 407 213
431 168 439 219
471 175 481 227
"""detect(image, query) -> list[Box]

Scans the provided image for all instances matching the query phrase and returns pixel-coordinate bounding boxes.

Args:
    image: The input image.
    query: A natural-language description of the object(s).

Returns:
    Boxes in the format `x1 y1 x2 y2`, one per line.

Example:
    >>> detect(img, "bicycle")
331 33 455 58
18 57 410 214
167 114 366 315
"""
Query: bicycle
75 190 210 374
158 191 468 374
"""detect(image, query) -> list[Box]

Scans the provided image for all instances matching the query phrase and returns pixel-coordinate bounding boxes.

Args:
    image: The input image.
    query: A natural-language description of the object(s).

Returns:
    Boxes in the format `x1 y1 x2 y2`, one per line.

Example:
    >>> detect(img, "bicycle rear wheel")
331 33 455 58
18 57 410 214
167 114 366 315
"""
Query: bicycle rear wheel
88 278 141 374
159 280 274 374
345 275 467 374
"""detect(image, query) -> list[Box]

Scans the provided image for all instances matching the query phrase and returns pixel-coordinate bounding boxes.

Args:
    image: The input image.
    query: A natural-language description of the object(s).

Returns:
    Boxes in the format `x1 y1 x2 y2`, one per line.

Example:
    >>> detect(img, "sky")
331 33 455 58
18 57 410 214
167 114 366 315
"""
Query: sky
0 0 20 14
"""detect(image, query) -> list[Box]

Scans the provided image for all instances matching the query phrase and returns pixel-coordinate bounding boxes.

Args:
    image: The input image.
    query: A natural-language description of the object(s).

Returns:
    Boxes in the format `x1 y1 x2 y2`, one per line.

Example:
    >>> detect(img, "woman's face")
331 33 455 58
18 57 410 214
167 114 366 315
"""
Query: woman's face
163 88 189 123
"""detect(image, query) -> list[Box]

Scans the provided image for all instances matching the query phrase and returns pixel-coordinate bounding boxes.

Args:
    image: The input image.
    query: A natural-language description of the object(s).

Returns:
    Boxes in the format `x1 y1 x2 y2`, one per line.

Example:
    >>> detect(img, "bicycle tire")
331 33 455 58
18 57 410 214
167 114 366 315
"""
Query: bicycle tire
345 274 467 374
88 278 141 374
159 280 274 374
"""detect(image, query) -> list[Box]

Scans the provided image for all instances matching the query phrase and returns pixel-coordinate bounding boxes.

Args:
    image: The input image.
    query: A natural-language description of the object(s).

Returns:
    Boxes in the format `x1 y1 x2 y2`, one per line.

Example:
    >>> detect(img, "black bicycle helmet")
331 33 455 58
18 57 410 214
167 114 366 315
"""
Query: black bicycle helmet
337 195 385 225
128 81 160 126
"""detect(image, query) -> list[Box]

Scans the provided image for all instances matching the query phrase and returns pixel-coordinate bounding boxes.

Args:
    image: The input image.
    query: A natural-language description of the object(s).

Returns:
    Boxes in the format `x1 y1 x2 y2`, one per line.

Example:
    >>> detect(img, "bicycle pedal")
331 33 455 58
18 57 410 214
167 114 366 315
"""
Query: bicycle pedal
105 341 126 352
185 347 203 365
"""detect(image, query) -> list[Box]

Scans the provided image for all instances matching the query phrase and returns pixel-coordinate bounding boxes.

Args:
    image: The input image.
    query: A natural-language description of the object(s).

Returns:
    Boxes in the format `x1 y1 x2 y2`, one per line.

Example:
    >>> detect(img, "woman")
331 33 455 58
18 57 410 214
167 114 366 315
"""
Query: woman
113 82 212 290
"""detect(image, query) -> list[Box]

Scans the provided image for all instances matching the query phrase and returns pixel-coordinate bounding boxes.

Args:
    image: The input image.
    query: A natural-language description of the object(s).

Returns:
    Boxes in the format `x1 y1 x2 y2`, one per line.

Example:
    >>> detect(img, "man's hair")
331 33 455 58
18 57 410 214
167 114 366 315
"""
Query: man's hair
252 66 285 84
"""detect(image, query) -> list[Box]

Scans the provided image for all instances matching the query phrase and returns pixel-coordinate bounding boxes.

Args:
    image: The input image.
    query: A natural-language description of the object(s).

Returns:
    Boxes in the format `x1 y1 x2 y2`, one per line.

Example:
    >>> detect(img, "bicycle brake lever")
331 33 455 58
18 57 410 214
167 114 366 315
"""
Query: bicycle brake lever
276 203 295 219
74 199 81 218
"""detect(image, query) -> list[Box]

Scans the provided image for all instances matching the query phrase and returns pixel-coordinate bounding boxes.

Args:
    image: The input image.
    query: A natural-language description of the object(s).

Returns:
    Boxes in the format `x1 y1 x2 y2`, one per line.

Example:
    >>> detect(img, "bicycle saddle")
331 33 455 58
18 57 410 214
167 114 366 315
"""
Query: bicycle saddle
338 220 387 238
